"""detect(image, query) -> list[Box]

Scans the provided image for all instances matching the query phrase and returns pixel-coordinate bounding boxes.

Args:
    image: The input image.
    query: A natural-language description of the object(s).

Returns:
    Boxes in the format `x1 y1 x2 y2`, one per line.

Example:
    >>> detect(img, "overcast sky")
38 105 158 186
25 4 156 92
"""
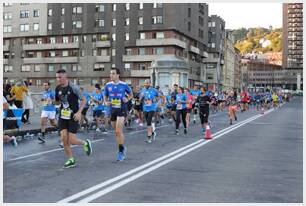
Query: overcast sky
208 3 283 30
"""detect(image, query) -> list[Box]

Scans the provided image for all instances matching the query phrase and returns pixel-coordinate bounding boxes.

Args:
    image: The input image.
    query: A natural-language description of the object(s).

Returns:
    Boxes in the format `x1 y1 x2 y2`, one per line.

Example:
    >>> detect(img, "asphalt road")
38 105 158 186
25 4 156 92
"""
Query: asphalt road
3 97 303 203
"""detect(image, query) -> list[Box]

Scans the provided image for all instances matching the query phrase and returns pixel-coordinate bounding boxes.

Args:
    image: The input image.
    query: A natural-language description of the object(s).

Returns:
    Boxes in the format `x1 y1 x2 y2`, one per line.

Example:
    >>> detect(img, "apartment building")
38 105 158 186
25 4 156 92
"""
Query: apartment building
4 3 229 91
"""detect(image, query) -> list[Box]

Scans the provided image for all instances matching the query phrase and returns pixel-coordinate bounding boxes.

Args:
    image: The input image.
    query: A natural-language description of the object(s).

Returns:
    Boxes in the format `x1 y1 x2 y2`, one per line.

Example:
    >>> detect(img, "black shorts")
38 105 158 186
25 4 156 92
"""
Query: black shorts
186 108 192 113
134 104 143 111
171 105 177 112
199 110 209 124
144 111 155 126
58 118 79 134
192 103 196 109
110 108 127 122
93 110 103 118
81 107 89 115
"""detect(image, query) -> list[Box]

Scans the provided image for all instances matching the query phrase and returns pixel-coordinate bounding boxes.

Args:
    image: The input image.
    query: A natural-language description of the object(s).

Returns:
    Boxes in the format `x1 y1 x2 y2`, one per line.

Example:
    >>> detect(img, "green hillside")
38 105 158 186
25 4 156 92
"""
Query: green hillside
233 27 282 54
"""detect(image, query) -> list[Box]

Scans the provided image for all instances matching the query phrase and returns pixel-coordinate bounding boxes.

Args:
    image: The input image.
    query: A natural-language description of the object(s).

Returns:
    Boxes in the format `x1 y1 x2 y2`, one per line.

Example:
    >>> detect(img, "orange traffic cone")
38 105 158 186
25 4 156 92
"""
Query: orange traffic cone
260 108 265 115
205 124 212 139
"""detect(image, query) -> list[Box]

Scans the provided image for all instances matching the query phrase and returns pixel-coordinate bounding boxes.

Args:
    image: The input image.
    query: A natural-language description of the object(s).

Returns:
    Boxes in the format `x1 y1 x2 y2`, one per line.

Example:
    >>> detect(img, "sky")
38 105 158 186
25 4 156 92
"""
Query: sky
208 3 283 30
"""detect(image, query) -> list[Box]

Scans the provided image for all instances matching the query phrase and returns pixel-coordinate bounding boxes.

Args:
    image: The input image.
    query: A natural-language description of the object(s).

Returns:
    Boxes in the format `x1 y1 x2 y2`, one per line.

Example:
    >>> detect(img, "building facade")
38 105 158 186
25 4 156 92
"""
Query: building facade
4 3 228 90
223 30 235 90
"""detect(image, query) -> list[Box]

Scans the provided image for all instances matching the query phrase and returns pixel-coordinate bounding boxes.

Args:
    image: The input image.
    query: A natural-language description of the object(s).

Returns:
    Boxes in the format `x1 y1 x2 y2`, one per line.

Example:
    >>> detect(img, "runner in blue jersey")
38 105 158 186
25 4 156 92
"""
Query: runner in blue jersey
91 84 104 132
80 87 90 130
104 68 133 162
175 87 188 135
140 79 159 143
39 81 58 143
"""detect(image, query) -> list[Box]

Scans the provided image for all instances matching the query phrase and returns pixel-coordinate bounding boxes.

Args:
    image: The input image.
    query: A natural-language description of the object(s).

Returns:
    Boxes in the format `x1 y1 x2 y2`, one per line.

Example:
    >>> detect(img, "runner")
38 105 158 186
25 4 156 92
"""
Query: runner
226 90 238 125
133 85 144 127
272 92 278 109
38 81 58 143
104 68 133 161
91 83 104 132
140 79 159 143
196 86 211 135
185 88 193 130
190 85 201 123
175 87 188 135
55 69 92 168
80 87 90 131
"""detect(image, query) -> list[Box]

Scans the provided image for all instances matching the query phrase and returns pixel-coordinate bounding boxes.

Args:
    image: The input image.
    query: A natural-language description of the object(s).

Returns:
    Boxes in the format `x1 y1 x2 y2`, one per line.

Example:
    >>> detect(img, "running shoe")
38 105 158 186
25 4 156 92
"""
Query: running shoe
184 128 187 134
59 141 64 148
38 136 45 144
202 128 206 135
117 146 126 161
176 129 179 135
96 128 101 132
145 136 152 143
83 139 92 156
152 131 157 141
63 158 76 169
230 119 233 125
10 136 18 147
235 116 237 121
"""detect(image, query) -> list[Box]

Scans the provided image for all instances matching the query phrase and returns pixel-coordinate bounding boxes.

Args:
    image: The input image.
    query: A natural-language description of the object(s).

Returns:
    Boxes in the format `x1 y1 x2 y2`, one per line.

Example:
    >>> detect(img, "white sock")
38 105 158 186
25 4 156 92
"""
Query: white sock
152 123 155 133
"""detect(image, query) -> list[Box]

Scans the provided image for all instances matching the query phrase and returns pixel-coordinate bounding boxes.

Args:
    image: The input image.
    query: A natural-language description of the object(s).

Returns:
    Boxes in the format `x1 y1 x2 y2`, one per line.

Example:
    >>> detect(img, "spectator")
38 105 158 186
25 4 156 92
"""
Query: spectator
10 80 28 108
4 83 14 106
21 81 33 124
3 96 18 147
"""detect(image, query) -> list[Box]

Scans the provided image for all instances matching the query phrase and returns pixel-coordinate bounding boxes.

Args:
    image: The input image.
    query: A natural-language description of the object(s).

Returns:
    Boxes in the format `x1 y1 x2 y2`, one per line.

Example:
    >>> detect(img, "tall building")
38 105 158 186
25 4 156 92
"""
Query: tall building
282 3 303 68
4 3 227 91
223 30 235 90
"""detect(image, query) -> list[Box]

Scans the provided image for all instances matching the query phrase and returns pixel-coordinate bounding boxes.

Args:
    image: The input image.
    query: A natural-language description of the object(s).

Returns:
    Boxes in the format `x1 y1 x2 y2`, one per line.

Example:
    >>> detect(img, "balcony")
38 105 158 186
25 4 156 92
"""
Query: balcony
23 57 78 64
95 56 111 62
23 42 80 51
136 38 187 49
131 70 151 77
3 45 9 51
202 51 208 58
94 41 111 48
189 46 200 54
123 54 176 62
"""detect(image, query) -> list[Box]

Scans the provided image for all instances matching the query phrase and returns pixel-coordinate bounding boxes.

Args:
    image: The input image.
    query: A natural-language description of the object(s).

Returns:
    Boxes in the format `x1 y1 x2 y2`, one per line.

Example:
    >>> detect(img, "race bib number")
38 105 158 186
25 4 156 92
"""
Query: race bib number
111 98 121 108
177 103 182 110
61 108 72 120
135 100 141 106
145 99 152 106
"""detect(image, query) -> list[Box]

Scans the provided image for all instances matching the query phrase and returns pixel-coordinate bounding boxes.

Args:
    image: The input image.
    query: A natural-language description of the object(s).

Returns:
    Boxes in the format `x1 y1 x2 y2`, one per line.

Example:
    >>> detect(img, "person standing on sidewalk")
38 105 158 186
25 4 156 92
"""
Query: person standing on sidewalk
104 68 133 161
22 81 33 124
55 69 92 168
10 80 28 109
38 81 58 143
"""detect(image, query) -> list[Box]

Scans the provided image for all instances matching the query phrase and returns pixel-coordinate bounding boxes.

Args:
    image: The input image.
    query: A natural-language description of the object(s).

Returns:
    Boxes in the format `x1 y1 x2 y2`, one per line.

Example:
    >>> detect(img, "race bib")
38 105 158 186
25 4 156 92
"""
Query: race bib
177 103 182 110
111 98 121 108
145 99 152 106
61 108 72 120
135 100 141 106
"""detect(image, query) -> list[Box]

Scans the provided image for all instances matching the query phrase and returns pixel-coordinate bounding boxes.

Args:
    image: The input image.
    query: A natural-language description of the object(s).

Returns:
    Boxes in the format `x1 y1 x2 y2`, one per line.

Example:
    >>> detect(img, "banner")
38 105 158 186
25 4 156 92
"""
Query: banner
3 109 24 130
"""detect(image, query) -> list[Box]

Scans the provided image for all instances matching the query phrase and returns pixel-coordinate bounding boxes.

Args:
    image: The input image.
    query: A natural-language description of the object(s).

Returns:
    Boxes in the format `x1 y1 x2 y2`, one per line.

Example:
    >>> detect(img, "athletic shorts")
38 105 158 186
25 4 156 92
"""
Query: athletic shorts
81 107 89 116
41 110 56 120
134 104 143 111
144 111 155 126
186 108 192 113
110 108 126 122
58 118 79 134
93 110 103 118
228 105 237 112
171 105 177 112
199 110 209 124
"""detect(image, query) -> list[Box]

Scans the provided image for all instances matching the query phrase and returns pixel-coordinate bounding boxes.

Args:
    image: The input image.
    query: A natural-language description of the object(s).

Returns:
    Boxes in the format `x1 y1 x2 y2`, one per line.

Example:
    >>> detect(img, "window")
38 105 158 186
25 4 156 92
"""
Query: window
80 50 85 56
112 4 116 11
50 37 56 43
125 33 129 41
73 6 83 14
61 64 67 70
156 32 164 39
199 16 203 26
20 10 29 18
61 8 65 15
49 51 56 57
4 65 13 72
48 64 54 72
139 64 145 70
140 32 145 39
139 48 145 55
138 17 143 25
96 4 105 12
139 3 143 9
93 50 97 56
48 9 52 16
126 48 132 55
188 8 191 17
37 38 42 44
34 64 41 72
211 43 215 48
21 65 31 72
152 16 163 24
48 23 52 31
208 21 211 27
154 47 164 55
61 22 65 29
33 23 39 31
3 3 12 7
112 19 116 26
112 33 116 41
112 49 116 56
4 52 10 58
125 18 130 26
94 63 105 71
73 36 79 43
188 22 191 31
4 25 12 33
96 19 104 27
72 64 82 72
4 12 12 20
26 51 34 58
82 35 87 43
125 3 130 10
36 79 42 86
73 21 82 28
212 21 216 27
124 63 131 71
62 51 68 57
100 34 108 41
153 3 163 8
33 10 39 17
199 29 203 38
20 24 30 32
101 49 108 56
207 73 214 80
